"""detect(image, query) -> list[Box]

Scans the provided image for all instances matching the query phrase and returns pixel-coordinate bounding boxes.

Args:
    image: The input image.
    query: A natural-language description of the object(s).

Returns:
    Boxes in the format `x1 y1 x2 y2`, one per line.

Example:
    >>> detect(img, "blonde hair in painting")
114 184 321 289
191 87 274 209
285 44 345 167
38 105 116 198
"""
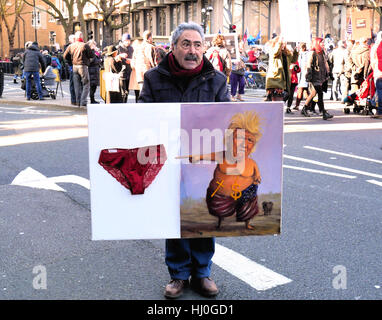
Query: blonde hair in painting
225 111 263 154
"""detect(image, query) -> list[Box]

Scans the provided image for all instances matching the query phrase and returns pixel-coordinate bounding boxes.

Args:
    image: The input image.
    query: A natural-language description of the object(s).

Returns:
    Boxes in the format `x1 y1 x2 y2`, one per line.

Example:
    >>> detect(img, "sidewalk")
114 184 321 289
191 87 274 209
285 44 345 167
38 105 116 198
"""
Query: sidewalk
0 73 375 115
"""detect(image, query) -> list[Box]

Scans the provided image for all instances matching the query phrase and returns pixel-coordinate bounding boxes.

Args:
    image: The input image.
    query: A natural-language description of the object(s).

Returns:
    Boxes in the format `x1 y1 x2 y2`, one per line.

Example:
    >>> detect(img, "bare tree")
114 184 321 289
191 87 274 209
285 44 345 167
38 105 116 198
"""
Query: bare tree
0 0 24 55
91 0 131 47
23 0 78 43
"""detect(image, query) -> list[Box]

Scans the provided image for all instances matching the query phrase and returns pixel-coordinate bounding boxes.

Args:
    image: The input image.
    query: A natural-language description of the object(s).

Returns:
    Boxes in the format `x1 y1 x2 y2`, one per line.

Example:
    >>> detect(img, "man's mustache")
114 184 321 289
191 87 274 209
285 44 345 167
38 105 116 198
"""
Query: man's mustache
184 54 198 61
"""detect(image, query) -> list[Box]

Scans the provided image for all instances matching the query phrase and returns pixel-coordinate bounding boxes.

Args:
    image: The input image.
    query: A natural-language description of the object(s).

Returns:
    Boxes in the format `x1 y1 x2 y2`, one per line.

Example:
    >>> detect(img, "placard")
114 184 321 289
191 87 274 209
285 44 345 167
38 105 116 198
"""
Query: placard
278 0 311 43
88 102 283 240
204 33 239 61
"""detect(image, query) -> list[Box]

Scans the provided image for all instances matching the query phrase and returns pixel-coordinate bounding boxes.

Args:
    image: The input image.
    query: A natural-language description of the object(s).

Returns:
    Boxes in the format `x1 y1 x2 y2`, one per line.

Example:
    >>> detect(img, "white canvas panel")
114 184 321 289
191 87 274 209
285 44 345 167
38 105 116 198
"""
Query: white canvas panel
88 103 181 240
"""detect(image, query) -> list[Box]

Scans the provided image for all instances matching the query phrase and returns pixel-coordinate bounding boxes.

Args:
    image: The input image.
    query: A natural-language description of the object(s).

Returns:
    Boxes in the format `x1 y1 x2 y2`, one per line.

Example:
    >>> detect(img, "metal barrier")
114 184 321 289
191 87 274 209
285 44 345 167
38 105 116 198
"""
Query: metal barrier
244 71 266 89
0 62 14 74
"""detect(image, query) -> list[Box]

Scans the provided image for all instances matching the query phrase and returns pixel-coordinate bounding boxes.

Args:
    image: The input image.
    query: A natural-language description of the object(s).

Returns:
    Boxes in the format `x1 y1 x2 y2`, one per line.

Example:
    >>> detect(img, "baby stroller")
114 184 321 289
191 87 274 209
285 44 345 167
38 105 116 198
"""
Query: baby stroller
343 72 376 115
21 70 57 100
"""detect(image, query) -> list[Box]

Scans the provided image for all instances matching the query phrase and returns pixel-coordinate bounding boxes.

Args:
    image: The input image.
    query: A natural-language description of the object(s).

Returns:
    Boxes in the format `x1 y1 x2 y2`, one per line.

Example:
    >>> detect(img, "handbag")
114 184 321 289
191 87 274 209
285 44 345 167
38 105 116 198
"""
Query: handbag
103 72 120 92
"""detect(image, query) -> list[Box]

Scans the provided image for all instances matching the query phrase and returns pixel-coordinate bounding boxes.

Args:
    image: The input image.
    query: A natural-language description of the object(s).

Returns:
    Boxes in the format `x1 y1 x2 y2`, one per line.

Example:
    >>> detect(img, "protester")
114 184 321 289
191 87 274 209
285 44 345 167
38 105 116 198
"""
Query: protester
329 40 347 102
139 22 230 299
128 39 142 102
87 40 102 104
294 42 310 111
63 31 95 107
265 36 298 102
230 56 246 101
11 52 23 84
22 41 46 101
117 33 134 103
286 60 300 113
103 45 123 103
205 34 232 78
370 31 382 119
303 37 333 120
349 37 370 94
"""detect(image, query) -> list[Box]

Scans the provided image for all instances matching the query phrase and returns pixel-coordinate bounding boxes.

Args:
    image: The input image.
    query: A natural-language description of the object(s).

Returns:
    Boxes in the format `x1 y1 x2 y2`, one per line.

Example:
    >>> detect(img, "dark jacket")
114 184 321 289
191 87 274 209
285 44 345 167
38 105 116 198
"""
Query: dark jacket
305 51 329 86
88 51 102 86
117 44 134 80
138 54 230 103
23 45 46 73
63 41 94 66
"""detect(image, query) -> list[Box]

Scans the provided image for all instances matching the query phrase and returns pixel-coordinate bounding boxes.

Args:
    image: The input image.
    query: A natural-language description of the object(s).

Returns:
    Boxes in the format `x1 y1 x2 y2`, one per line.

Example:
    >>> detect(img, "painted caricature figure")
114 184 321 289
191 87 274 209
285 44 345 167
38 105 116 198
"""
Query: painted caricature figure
184 111 262 230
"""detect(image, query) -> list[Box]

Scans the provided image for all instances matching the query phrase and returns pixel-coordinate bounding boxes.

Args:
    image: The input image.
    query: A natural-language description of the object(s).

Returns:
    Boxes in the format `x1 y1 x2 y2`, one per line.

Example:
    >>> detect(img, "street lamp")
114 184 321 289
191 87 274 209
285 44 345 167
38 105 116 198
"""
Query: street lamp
97 14 104 49
201 5 213 34
32 0 37 42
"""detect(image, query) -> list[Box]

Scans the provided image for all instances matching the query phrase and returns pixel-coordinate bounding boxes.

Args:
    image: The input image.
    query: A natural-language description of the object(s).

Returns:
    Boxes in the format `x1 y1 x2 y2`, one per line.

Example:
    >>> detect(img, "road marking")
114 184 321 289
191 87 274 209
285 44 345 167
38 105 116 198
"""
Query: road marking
283 165 357 179
284 154 382 180
304 146 382 164
284 122 382 133
11 167 291 291
11 167 90 191
213 243 292 291
366 179 382 187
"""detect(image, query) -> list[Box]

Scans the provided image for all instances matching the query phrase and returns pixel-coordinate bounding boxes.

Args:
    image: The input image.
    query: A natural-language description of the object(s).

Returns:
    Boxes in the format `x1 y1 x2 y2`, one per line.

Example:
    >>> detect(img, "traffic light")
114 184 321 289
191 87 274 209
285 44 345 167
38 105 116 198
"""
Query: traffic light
229 24 236 33
88 30 94 40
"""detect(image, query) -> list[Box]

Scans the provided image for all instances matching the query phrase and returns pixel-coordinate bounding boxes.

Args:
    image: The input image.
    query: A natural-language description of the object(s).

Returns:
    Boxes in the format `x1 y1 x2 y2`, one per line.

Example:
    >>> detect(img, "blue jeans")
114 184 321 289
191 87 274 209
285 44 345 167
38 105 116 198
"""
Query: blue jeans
24 71 43 99
165 238 215 280
375 78 382 115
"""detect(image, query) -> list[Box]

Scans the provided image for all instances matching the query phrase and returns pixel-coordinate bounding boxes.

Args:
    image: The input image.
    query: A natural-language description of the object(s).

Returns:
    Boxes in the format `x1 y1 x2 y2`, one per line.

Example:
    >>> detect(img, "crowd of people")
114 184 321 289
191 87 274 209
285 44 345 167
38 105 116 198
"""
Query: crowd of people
6 27 382 119
265 33 382 119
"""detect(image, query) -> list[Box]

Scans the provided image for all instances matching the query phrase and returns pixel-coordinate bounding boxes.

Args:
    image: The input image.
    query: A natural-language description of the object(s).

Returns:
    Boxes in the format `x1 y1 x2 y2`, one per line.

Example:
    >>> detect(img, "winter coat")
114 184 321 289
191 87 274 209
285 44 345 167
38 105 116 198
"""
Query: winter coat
349 44 370 83
63 41 94 66
330 47 347 74
370 41 382 80
117 44 134 80
88 51 102 87
133 41 156 86
138 54 230 103
23 45 46 73
265 42 298 90
205 46 232 77
305 51 329 86
297 50 309 88
103 56 123 103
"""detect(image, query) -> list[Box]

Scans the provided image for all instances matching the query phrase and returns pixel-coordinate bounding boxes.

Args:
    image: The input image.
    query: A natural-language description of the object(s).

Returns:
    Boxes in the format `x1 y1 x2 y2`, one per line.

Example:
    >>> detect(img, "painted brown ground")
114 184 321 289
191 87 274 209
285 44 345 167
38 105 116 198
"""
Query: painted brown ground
180 193 281 238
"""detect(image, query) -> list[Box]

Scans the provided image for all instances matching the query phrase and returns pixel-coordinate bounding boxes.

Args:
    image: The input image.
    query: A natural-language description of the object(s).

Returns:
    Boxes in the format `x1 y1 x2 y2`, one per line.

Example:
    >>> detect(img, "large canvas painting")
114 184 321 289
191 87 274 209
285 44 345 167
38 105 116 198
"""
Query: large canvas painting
179 103 283 238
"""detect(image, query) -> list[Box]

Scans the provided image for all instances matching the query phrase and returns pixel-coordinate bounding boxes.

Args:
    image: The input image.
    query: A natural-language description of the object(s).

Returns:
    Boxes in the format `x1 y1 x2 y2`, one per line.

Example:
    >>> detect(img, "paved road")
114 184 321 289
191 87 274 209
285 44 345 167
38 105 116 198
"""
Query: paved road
1 75 382 302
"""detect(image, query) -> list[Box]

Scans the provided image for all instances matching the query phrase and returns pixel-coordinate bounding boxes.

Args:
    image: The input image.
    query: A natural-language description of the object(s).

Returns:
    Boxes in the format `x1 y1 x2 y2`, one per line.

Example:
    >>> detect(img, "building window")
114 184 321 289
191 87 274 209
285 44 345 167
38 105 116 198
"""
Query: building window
170 5 181 33
156 8 166 36
184 2 189 22
144 10 153 32
133 12 140 38
32 10 41 27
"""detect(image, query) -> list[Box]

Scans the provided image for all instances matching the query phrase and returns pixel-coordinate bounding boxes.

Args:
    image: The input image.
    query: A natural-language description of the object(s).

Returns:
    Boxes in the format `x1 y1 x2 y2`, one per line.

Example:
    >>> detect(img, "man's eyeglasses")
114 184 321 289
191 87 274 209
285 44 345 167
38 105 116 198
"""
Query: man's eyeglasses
179 40 203 51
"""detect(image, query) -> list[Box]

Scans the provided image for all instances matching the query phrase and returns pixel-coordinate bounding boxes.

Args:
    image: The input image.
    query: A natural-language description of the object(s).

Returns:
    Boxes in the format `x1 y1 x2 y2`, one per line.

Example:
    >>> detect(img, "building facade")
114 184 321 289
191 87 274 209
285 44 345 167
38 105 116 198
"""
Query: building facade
1 0 382 57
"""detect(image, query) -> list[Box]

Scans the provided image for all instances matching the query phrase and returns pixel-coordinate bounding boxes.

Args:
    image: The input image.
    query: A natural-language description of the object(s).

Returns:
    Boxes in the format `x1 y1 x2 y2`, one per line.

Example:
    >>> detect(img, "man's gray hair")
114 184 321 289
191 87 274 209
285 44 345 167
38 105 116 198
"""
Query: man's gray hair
171 22 204 46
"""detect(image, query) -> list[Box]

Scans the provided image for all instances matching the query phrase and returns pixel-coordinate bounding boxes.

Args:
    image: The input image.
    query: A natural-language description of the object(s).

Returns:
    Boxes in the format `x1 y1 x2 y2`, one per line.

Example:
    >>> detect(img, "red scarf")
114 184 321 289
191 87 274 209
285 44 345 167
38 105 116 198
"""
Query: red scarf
168 52 204 77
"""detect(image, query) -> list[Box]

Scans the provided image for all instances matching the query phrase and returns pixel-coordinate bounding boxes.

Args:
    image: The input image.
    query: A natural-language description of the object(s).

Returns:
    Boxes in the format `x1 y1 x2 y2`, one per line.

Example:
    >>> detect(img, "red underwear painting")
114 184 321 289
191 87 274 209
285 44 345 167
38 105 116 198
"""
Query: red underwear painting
98 144 167 195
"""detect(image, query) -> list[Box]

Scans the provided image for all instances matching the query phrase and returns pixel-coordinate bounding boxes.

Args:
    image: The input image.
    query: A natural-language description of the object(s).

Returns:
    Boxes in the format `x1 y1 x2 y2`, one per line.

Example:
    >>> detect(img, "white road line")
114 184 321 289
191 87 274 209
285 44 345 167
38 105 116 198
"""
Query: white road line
366 179 382 187
284 154 382 180
304 146 382 164
283 165 357 179
213 243 292 291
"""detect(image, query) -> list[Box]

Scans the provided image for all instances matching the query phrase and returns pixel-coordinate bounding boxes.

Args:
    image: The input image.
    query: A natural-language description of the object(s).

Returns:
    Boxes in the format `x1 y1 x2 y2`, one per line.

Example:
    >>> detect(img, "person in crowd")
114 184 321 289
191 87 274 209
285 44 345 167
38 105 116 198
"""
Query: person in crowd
117 33 134 103
138 22 230 299
370 31 382 119
349 37 370 94
247 46 258 71
87 40 102 104
103 45 123 103
11 52 23 84
343 39 355 104
128 39 142 102
63 34 77 106
134 30 157 91
329 40 347 102
294 42 310 111
63 31 95 107
205 34 232 78
22 41 46 101
286 60 300 113
230 56 246 101
42 50 52 68
265 36 298 102
303 37 333 120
